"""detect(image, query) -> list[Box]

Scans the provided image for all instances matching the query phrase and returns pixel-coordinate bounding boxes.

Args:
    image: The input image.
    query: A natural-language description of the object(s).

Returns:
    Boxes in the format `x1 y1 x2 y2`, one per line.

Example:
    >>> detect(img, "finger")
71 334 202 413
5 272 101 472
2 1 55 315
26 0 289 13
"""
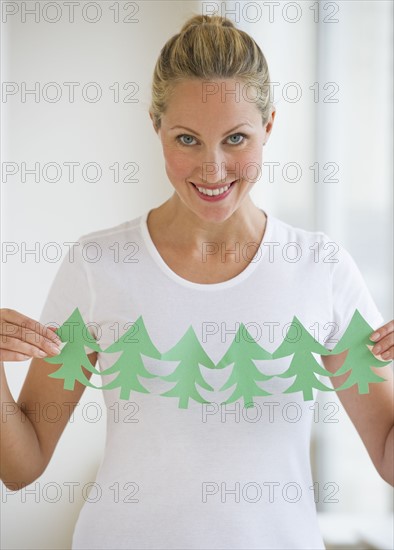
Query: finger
375 345 394 361
0 309 62 345
381 346 394 360
0 315 62 347
0 335 61 359
0 326 62 357
373 346 394 362
0 318 62 349
372 333 394 356
370 320 394 342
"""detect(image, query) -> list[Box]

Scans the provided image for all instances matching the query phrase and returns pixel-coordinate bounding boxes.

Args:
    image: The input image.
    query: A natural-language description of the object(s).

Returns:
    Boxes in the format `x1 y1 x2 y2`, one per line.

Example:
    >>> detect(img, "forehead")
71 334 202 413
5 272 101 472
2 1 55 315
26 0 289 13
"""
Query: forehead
164 78 262 122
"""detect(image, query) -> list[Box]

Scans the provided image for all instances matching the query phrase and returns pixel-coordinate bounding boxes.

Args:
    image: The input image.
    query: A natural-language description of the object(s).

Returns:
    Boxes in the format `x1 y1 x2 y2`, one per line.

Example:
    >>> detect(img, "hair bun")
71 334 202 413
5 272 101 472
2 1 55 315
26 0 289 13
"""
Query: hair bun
180 14 235 34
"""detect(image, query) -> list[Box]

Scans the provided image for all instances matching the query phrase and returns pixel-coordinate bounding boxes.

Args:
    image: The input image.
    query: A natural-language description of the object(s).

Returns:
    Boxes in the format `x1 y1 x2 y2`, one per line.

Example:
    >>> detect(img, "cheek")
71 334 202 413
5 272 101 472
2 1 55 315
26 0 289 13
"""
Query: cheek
164 150 193 177
234 149 263 183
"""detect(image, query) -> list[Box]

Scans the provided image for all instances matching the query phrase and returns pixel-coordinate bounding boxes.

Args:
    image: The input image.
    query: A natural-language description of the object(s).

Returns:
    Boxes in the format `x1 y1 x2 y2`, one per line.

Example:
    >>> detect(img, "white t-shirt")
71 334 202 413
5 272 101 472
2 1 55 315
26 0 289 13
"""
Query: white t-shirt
38 208 384 550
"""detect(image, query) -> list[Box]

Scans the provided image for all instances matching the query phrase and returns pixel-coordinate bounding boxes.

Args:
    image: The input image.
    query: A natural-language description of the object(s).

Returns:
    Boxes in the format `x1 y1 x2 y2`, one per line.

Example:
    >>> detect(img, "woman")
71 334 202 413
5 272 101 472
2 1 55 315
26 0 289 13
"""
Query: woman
1 13 393 550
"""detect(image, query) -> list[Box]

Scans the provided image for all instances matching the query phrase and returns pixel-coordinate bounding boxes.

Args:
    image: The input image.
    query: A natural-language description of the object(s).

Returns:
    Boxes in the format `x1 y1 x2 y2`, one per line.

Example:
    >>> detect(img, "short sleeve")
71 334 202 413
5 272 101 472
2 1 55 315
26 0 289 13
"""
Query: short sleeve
38 239 97 351
323 233 385 351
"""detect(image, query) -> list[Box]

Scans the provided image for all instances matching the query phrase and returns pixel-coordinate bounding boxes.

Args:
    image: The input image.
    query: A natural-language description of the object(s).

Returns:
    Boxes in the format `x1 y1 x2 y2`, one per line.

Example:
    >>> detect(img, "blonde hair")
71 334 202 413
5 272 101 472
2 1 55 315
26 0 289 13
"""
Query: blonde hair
149 13 273 131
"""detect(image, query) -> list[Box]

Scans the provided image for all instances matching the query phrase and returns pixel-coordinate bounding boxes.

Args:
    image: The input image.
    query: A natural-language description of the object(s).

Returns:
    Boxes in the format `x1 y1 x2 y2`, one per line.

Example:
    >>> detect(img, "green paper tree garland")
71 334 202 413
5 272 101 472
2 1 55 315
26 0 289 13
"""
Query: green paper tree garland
99 316 161 400
45 308 101 390
215 323 272 407
160 326 216 409
271 316 335 401
43 308 391 408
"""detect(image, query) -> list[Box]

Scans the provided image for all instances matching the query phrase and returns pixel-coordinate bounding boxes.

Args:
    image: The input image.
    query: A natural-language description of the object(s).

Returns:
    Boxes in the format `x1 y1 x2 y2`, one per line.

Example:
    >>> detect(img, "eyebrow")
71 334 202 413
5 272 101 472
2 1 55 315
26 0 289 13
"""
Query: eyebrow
169 122 253 136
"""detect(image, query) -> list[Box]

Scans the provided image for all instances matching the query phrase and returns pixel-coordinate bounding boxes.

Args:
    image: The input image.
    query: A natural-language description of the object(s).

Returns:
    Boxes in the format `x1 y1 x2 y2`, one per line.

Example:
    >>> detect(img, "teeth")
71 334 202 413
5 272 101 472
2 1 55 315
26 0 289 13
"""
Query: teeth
195 182 234 196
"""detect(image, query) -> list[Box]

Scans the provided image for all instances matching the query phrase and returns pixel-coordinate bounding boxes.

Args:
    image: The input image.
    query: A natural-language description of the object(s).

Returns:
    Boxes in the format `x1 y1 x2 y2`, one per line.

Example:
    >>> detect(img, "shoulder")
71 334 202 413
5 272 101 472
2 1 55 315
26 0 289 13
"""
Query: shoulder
266 212 354 272
268 212 329 247
75 213 143 247
61 213 145 271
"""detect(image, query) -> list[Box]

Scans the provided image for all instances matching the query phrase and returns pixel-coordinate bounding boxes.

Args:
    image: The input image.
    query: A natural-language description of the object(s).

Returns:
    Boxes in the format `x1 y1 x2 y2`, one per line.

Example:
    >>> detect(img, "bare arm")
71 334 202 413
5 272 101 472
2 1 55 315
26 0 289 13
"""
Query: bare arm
0 307 99 490
321 337 393 486
0 352 97 490
1 352 98 490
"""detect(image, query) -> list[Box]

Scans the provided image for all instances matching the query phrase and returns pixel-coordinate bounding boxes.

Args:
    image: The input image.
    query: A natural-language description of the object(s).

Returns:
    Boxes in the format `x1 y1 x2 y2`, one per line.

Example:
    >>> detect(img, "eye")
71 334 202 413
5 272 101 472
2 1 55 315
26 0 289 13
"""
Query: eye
227 133 247 145
176 133 248 146
176 134 197 146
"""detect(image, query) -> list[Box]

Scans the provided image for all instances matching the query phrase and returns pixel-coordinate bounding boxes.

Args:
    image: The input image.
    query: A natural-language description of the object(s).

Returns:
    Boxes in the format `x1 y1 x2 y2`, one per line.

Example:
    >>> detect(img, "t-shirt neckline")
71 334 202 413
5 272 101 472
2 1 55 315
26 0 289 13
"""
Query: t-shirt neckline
139 208 273 291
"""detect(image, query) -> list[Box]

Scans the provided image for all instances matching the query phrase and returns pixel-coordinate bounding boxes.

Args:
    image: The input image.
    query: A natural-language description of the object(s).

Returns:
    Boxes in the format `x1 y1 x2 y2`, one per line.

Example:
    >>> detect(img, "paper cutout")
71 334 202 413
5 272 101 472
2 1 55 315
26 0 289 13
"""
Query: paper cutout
329 309 388 393
160 325 216 409
99 316 161 400
271 316 335 401
44 308 102 390
43 307 391 408
215 323 272 408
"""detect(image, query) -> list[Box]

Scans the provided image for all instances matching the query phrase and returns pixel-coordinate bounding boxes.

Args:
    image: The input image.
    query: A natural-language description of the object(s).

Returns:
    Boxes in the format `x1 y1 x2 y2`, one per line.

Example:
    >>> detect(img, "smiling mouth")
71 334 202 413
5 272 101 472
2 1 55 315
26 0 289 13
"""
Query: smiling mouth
190 180 238 197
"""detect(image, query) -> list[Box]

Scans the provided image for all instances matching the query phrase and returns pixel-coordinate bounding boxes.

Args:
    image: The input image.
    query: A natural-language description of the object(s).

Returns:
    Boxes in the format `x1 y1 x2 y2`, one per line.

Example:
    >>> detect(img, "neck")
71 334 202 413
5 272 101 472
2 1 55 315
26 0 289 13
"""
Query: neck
149 194 267 252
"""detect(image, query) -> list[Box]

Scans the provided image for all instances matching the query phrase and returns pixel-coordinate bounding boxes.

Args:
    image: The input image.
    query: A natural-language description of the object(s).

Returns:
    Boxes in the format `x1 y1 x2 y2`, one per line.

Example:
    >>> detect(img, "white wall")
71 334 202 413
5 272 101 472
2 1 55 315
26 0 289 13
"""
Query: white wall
1 1 393 548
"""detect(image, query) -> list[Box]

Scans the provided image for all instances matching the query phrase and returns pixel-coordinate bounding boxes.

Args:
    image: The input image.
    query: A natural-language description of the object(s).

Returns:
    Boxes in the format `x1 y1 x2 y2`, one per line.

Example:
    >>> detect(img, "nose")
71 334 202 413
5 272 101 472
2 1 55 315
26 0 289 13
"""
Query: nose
198 148 232 185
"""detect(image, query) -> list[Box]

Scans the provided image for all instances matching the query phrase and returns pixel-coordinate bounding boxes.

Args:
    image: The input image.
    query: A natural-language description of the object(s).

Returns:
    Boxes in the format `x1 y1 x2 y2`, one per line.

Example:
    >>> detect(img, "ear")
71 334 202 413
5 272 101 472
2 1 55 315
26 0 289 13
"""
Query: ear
263 108 276 145
149 111 159 135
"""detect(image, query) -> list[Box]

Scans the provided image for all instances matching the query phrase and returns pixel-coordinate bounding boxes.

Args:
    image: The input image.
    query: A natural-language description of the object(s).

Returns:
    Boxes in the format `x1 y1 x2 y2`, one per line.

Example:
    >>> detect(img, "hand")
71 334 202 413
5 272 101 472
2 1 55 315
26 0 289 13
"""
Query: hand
0 308 62 362
370 320 394 360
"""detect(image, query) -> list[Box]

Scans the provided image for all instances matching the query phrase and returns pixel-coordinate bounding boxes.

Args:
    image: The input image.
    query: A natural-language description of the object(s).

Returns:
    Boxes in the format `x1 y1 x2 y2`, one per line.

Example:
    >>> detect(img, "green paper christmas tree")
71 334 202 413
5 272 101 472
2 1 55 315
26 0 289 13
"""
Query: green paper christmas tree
159 326 216 409
44 307 102 390
99 316 161 400
215 323 273 408
272 316 334 401
330 309 390 394
43 307 390 405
